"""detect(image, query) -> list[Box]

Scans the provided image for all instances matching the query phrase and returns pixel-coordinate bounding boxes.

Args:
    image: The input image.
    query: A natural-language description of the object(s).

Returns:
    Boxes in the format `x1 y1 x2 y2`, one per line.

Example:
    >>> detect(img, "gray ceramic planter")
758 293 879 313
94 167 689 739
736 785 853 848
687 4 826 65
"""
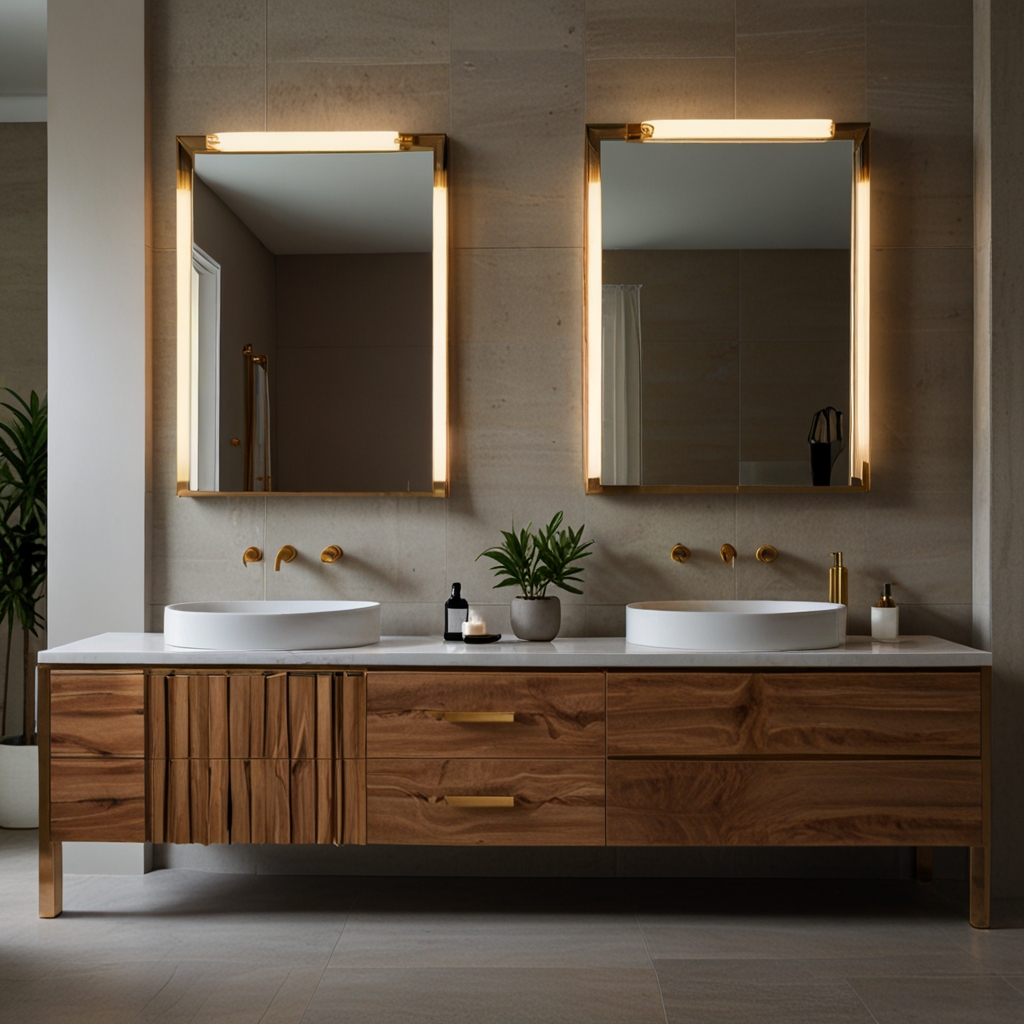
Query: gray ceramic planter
510 595 561 641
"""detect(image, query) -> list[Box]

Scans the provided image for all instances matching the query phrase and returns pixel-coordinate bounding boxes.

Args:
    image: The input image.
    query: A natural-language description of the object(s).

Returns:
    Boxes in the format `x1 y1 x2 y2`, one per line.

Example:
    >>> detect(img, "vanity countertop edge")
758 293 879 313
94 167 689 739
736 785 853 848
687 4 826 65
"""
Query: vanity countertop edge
38 633 992 668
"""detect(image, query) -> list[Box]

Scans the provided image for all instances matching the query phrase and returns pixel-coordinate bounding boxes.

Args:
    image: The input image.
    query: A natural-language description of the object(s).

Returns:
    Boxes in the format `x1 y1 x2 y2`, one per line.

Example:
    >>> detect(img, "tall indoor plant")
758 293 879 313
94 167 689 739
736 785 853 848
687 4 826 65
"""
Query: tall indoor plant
0 390 47 828
477 512 593 641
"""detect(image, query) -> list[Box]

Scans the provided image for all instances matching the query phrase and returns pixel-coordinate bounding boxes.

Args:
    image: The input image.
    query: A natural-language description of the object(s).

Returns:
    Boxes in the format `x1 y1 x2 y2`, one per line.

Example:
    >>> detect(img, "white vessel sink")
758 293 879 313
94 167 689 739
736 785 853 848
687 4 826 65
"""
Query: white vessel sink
626 600 845 652
164 600 381 651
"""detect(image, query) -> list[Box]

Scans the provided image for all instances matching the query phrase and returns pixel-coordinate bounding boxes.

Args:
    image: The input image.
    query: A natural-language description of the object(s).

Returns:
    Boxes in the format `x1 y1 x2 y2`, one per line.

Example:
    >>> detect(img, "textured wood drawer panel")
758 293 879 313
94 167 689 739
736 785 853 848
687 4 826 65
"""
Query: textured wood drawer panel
607 672 982 757
606 760 983 847
50 672 145 757
366 758 605 845
148 758 341 845
147 672 339 760
50 758 146 841
366 672 605 758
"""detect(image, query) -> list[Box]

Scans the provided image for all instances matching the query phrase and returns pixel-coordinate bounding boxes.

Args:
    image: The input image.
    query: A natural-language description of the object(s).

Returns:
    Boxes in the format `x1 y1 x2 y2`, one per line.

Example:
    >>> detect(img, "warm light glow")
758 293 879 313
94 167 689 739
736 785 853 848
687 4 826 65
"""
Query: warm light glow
852 169 871 479
432 182 448 491
205 131 402 153
644 119 835 141
176 182 193 491
586 177 603 482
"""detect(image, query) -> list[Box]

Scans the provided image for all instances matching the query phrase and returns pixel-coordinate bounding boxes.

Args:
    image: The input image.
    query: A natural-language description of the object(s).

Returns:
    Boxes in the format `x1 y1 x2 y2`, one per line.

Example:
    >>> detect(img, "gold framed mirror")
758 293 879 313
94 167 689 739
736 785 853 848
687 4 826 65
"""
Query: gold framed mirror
584 119 869 494
176 131 449 497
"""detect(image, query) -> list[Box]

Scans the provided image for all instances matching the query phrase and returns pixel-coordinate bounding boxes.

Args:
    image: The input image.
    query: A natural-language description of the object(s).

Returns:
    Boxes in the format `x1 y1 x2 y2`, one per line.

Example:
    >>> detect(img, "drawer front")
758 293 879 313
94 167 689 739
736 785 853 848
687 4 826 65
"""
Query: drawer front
607 672 982 757
366 672 605 758
366 758 605 845
147 672 339 760
148 758 341 846
50 672 145 757
607 760 983 847
50 758 146 841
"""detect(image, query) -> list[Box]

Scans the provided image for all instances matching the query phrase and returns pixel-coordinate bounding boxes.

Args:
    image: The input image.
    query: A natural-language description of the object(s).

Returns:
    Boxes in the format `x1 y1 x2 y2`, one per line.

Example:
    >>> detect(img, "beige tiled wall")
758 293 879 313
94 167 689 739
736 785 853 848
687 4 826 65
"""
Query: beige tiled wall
148 0 974 642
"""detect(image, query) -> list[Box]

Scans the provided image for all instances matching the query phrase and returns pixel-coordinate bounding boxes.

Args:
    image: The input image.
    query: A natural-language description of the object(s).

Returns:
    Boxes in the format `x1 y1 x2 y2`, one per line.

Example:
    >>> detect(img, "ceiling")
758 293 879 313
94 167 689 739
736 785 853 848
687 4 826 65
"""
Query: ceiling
601 139 854 250
193 151 435 255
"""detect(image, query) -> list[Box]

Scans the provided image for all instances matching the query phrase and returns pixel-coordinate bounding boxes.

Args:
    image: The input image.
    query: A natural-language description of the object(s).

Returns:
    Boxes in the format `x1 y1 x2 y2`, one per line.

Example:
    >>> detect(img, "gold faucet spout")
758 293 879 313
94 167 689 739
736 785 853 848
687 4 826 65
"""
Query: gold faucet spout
720 543 737 564
275 545 297 571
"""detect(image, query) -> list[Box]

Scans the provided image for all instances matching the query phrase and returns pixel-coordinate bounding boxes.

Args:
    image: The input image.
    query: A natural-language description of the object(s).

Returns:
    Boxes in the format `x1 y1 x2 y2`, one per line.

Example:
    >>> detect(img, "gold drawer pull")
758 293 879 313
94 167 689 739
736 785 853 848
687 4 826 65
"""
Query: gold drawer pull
443 796 515 808
432 711 515 724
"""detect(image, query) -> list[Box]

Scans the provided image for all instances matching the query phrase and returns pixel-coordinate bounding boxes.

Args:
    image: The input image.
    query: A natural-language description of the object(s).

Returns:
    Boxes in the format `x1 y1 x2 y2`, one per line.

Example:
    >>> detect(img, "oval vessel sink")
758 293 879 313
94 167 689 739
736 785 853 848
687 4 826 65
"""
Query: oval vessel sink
626 600 845 652
164 600 381 651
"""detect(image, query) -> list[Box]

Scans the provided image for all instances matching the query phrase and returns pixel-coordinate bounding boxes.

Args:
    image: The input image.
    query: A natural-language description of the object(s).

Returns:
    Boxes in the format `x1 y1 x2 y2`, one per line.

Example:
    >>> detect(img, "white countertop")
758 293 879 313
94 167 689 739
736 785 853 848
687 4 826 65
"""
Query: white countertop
38 633 992 668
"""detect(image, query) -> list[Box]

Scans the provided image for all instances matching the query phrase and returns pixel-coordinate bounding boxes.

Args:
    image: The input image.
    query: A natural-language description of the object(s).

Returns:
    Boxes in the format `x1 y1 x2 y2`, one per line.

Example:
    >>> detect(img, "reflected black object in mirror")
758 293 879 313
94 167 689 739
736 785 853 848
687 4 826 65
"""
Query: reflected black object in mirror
808 407 844 486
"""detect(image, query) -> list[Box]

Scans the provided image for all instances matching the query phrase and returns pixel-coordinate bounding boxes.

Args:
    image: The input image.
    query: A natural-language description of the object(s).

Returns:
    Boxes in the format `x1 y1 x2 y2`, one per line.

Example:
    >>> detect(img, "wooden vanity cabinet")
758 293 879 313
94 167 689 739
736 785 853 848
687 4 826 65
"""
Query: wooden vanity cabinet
38 664 990 927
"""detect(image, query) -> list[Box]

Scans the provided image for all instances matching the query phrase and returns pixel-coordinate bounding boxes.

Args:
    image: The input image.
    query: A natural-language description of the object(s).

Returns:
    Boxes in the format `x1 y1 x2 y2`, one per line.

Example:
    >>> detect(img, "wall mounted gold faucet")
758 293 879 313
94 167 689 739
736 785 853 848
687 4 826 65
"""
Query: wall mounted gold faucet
242 546 262 567
755 545 778 563
670 544 690 564
321 545 344 563
720 543 737 564
274 545 297 571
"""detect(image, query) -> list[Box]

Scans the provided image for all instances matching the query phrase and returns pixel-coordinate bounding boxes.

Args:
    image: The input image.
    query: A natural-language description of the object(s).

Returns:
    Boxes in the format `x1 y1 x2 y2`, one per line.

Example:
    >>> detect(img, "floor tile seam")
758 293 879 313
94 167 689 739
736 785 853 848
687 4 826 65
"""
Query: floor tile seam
844 978 884 1024
315 965 664 973
583 54 736 62
635 912 671 1024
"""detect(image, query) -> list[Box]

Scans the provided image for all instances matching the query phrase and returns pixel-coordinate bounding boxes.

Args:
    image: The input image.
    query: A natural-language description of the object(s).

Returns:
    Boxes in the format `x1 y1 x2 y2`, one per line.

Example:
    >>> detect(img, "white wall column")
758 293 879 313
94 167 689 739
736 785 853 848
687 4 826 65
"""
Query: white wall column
48 0 148 873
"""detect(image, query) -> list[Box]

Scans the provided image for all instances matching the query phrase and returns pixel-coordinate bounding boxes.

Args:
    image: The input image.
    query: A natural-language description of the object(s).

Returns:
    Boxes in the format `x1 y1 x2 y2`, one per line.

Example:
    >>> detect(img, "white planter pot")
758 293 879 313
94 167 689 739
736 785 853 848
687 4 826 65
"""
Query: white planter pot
510 595 561 641
0 737 39 829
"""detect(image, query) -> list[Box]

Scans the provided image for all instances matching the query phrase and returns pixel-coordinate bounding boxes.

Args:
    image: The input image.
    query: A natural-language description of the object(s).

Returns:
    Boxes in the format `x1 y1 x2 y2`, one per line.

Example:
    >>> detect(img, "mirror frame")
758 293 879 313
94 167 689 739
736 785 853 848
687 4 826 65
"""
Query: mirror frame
583 119 870 495
175 131 449 498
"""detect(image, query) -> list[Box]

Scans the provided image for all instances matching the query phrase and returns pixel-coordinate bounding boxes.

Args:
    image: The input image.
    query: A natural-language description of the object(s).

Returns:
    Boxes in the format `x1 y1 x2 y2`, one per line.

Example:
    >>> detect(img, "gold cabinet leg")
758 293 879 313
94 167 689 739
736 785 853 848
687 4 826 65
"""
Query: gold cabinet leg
970 846 990 928
915 846 933 883
39 840 62 919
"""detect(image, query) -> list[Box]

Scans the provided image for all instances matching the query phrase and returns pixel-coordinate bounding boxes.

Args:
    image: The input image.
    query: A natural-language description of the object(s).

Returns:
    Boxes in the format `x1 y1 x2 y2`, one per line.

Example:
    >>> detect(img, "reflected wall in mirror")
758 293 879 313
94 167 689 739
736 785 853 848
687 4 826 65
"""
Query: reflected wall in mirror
176 132 448 497
584 120 869 494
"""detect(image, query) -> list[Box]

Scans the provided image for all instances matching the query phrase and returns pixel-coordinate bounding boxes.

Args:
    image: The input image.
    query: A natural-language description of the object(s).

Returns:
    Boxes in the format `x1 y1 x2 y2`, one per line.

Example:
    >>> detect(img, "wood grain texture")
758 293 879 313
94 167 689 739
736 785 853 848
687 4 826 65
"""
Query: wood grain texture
188 676 210 758
343 758 366 845
209 676 229 758
289 676 315 759
290 758 316 843
50 672 145 757
316 674 335 758
344 672 366 759
148 757 167 843
230 758 252 842
367 758 606 846
167 759 191 843
38 667 62 919
147 673 166 760
167 675 190 758
607 760 983 847
607 672 982 757
229 674 252 758
50 759 146 842
366 672 605 759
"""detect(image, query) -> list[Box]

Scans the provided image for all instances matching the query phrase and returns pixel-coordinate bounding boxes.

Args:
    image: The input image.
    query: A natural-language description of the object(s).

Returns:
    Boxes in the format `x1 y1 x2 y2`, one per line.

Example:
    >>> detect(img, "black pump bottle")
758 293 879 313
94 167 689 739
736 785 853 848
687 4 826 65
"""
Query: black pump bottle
444 582 469 641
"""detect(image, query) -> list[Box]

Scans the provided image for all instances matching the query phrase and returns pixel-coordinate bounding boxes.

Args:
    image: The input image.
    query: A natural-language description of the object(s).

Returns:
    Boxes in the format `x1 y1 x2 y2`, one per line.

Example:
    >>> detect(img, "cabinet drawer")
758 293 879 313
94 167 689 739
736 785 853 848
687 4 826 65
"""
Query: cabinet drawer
607 759 983 847
607 672 982 757
366 672 605 758
366 758 605 845
50 672 145 757
50 758 146 841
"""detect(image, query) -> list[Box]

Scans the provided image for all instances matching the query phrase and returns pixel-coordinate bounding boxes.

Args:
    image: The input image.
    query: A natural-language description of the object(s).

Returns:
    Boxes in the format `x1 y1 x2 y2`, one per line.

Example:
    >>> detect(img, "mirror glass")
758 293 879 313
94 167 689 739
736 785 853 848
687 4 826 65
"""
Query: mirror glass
589 128 867 492
178 134 447 496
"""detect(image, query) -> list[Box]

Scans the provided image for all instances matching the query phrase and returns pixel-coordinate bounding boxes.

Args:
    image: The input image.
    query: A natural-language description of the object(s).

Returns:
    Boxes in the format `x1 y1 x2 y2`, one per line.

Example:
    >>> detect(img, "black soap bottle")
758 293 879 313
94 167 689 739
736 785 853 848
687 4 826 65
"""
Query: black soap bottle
444 583 469 641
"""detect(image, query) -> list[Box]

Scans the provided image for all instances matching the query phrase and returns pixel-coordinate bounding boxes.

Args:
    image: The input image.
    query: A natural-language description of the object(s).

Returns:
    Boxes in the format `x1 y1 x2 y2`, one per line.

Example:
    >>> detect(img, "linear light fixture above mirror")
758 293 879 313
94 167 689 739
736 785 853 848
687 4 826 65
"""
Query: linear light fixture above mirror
583 119 870 495
176 130 449 498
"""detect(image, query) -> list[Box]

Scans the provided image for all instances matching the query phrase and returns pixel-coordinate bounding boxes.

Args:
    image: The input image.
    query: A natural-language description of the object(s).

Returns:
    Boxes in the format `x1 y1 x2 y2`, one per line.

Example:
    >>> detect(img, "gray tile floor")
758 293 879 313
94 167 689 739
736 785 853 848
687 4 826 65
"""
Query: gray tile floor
1 828 1022 1023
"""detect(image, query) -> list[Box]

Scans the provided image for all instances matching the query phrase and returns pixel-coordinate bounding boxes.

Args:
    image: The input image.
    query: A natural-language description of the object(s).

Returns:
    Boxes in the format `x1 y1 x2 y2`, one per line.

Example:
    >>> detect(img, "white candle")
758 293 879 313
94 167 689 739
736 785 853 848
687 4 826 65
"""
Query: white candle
462 610 487 636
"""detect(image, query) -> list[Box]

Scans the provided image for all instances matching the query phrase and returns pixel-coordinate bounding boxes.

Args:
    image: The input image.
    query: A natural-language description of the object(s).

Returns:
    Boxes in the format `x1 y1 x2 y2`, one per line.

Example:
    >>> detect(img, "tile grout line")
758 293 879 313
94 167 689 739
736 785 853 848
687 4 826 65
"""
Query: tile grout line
845 978 883 1024
635 912 671 1024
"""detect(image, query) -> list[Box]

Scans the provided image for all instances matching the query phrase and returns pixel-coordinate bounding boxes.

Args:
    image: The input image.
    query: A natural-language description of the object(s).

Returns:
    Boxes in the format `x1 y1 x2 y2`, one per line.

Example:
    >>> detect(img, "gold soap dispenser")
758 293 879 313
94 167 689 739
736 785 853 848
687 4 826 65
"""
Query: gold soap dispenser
828 552 848 605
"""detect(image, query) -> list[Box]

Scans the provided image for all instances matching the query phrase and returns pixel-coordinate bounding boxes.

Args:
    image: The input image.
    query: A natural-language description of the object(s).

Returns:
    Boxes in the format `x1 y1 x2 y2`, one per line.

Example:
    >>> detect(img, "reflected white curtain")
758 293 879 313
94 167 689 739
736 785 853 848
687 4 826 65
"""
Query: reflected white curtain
601 284 643 485
250 361 272 492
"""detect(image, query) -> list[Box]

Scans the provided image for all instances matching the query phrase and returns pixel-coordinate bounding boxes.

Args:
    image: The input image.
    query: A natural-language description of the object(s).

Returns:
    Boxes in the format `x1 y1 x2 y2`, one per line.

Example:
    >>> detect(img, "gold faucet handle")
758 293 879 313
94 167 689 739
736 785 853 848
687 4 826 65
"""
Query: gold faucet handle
720 543 737 563
274 544 297 571
242 546 262 567
755 545 778 563
321 545 344 563
670 544 690 564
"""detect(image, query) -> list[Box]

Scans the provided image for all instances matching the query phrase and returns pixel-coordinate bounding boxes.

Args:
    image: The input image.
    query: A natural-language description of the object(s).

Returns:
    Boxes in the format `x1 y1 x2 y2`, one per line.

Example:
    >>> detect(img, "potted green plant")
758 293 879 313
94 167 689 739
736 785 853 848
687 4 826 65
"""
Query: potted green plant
476 512 593 641
0 390 47 828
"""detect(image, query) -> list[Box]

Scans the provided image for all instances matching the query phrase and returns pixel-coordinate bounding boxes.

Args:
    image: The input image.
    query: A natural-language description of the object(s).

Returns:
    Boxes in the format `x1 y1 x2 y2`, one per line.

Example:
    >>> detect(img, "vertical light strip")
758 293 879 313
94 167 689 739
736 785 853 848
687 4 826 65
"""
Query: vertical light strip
853 160 871 481
176 173 193 492
431 180 448 491
586 176 603 483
